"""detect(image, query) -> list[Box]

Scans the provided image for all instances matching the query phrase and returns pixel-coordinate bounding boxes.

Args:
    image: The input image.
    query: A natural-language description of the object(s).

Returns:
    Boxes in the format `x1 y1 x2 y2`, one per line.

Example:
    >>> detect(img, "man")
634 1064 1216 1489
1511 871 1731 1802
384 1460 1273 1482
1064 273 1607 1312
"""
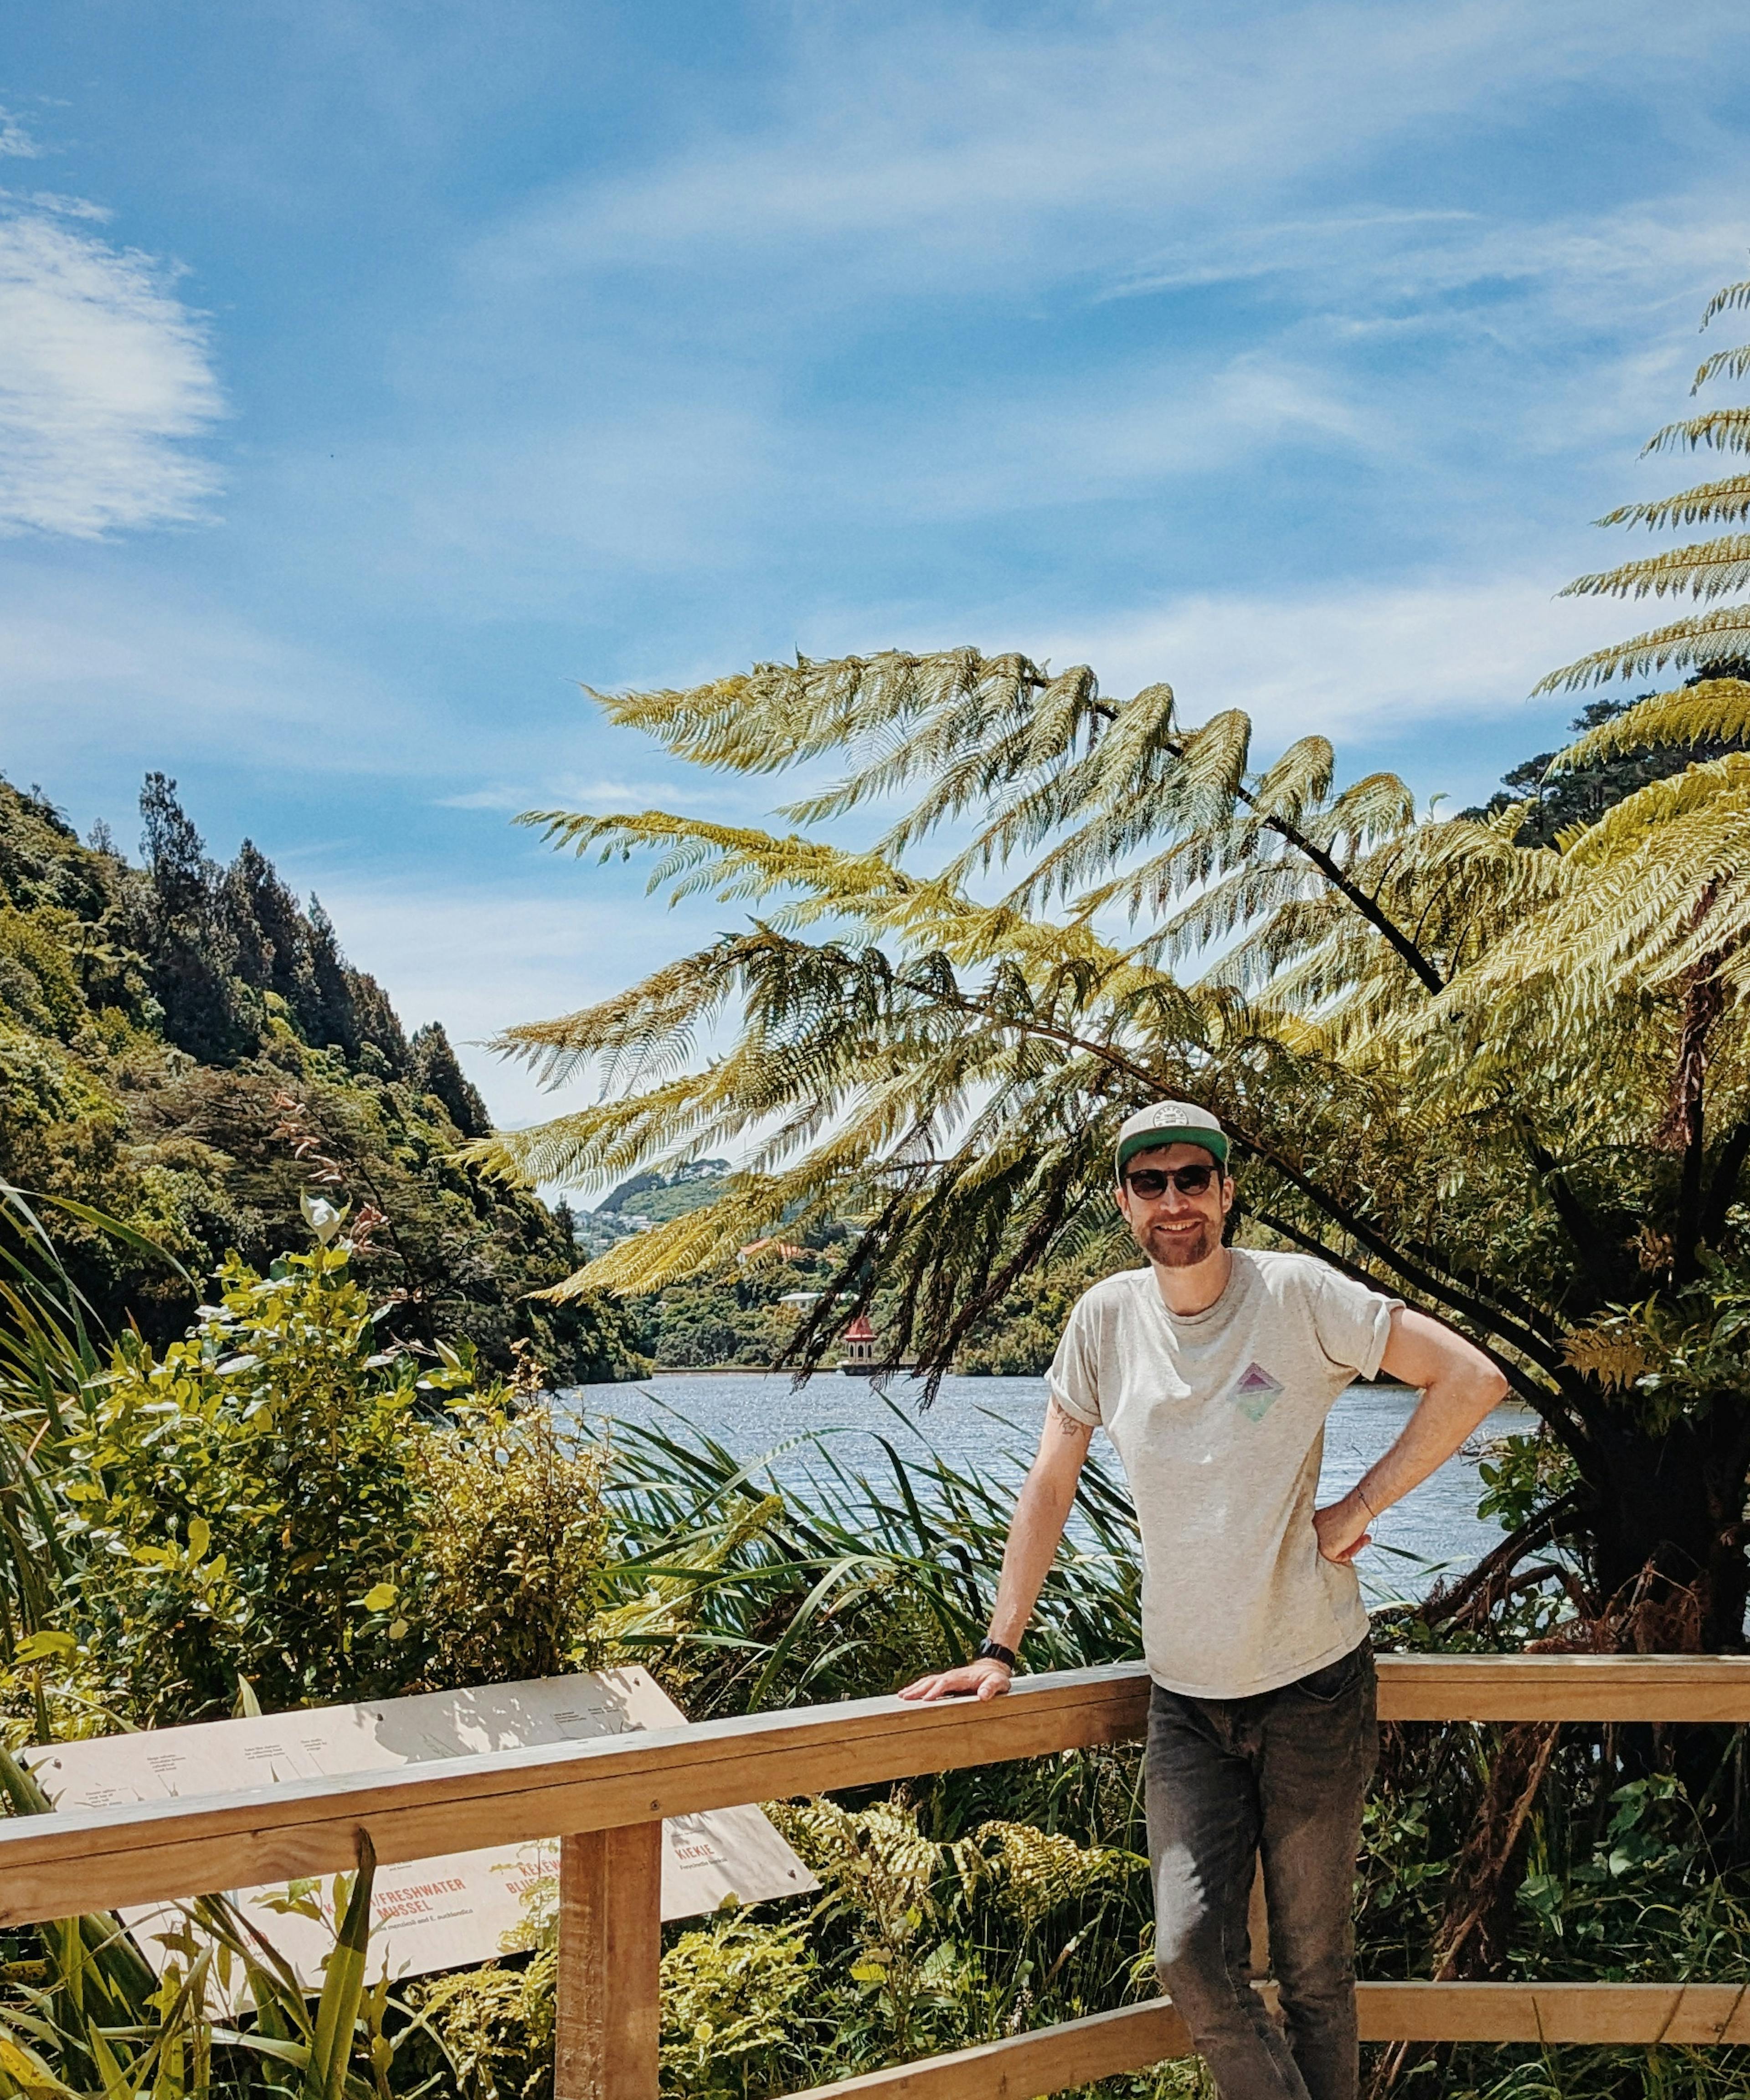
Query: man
900 1101 1507 2100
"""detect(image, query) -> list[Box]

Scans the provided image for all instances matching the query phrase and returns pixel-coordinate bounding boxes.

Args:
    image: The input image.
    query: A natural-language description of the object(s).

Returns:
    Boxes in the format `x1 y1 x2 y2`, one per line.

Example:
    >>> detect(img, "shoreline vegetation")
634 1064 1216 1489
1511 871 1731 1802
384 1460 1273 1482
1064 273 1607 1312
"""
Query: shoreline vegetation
7 272 1750 2098
3 1205 1748 2100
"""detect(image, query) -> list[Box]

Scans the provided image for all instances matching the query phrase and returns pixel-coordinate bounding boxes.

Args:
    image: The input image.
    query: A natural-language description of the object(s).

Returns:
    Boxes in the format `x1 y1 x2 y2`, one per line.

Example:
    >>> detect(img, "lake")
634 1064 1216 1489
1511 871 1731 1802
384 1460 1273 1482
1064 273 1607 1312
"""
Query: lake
561 1370 1536 1606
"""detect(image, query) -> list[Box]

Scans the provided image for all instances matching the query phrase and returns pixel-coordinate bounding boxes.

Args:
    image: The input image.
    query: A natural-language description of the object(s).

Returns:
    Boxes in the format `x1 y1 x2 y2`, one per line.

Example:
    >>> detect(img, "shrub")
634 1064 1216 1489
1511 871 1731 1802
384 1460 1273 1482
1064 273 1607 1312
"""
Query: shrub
415 1379 614 1688
57 1244 469 1723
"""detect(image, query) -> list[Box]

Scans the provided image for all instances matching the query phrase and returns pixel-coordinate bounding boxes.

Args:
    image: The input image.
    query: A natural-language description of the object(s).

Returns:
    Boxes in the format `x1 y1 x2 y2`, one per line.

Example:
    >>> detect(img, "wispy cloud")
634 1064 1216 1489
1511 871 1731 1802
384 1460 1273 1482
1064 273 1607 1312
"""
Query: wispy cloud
476 1 1745 309
0 208 224 536
1037 575 1615 757
435 772 741 814
0 108 43 160
3 190 113 223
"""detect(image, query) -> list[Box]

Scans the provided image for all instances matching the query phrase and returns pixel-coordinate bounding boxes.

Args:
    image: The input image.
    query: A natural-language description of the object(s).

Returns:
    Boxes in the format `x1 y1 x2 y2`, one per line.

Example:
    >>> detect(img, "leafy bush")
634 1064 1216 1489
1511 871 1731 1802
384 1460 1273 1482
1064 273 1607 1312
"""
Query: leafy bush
59 1244 455 1722
659 1919 819 2100
35 1246 627 1731
416 1385 613 1687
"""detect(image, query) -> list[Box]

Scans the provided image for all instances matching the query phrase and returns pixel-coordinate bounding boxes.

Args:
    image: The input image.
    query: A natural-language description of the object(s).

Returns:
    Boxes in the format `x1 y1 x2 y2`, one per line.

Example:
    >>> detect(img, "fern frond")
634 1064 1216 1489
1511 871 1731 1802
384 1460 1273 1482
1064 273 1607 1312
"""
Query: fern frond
951 1822 1137 1930
1597 473 1750 531
1644 407 1750 457
1702 278 1750 330
517 809 924 915
1560 535 1750 602
489 943 745 1091
595 649 1048 779
541 1178 788 1299
942 683 1184 894
1304 771 1418 849
1249 737 1335 826
1694 342 1750 392
1006 707 1255 916
1534 607 1750 692
1549 679 1750 771
1417 771 1750 1046
1559 752 1750 869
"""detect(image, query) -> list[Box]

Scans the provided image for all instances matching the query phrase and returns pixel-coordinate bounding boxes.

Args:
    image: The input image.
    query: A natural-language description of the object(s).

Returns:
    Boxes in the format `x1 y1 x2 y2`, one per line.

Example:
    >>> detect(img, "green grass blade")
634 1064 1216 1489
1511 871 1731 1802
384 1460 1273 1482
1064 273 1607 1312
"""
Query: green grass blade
303 1832 376 2100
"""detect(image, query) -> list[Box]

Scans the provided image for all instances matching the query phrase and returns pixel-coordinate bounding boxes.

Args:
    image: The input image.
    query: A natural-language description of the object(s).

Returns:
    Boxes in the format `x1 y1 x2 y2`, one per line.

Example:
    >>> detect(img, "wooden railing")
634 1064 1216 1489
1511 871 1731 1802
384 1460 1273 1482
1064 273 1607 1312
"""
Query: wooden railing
3 1656 1750 2099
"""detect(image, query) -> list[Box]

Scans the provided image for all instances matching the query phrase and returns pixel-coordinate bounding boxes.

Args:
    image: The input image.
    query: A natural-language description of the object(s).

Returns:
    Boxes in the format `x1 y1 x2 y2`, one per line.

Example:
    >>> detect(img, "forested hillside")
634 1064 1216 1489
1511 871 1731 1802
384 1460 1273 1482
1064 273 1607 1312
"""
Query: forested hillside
0 775 645 1381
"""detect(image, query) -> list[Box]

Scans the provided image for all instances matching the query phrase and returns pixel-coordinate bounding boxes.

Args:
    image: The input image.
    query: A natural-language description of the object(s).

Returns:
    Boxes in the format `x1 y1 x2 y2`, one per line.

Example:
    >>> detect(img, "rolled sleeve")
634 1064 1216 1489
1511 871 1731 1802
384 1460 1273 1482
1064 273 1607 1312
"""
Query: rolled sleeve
1046 1304 1104 1427
1310 1268 1402 1379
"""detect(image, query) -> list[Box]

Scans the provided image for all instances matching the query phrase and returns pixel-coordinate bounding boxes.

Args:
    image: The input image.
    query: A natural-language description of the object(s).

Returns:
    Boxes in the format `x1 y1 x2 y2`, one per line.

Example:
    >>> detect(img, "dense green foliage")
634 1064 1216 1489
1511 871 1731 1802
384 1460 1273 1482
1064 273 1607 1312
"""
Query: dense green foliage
2 1202 1750 2096
0 773 643 1382
1 1238 620 1740
1463 680 1750 847
474 275 1750 1668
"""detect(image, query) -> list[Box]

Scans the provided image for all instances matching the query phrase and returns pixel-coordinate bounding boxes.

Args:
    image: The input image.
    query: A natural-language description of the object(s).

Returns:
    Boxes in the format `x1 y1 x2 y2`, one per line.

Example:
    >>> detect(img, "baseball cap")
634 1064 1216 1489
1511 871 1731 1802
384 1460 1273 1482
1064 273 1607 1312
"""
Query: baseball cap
1114 1100 1230 1179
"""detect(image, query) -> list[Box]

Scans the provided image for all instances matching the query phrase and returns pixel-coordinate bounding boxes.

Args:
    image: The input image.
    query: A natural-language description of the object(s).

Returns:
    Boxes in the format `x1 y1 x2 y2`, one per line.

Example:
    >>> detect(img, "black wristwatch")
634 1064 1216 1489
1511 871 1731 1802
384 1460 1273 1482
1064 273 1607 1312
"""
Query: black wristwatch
974 1639 1017 1669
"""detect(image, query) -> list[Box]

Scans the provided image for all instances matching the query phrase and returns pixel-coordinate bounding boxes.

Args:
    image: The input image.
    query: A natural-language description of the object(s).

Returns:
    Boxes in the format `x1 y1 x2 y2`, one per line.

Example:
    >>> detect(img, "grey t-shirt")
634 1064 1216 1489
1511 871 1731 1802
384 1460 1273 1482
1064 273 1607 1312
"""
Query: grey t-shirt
1047 1249 1400 1699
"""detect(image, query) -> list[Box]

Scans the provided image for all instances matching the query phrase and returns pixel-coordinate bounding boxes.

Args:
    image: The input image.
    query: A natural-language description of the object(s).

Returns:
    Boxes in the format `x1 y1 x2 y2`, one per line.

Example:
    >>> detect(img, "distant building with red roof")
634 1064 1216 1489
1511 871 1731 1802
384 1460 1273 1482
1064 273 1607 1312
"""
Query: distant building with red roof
840 1314 878 1373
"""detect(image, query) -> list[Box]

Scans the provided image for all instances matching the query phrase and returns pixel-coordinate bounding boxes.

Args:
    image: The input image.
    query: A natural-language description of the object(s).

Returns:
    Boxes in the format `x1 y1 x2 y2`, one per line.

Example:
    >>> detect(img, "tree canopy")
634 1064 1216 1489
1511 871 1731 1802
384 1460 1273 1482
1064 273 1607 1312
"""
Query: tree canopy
0 773 643 1380
480 273 1750 1646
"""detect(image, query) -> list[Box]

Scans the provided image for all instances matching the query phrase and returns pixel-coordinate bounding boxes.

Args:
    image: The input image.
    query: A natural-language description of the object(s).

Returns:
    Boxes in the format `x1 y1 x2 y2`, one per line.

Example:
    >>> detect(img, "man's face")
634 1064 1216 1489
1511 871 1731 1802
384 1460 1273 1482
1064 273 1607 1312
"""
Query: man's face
1115 1141 1234 1270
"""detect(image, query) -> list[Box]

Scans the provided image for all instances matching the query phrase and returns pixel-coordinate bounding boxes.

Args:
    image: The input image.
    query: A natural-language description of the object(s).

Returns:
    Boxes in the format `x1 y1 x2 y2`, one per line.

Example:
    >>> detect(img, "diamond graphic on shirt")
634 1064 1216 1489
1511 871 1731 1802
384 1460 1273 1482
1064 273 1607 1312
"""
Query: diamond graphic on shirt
1232 1362 1285 1423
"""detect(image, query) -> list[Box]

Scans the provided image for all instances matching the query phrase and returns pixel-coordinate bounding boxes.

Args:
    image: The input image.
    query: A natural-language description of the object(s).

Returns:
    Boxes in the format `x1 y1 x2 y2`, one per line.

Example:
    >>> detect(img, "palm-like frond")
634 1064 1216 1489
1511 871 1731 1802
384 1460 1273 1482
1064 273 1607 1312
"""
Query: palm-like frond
1597 473 1750 532
1561 535 1750 602
1701 277 1750 330
1534 607 1750 693
1411 763 1750 1052
1694 341 1750 391
1549 678 1750 771
1644 407 1750 457
598 649 1057 785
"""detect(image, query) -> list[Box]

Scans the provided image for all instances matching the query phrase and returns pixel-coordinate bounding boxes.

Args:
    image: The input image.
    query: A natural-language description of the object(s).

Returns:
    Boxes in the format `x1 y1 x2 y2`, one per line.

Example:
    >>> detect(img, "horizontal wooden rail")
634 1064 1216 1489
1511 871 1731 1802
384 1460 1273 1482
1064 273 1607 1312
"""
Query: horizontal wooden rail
9 1655 1750 2097
0 1664 1148 1928
781 1982 1750 2100
1377 1652 1750 1723
5 1657 1750 1930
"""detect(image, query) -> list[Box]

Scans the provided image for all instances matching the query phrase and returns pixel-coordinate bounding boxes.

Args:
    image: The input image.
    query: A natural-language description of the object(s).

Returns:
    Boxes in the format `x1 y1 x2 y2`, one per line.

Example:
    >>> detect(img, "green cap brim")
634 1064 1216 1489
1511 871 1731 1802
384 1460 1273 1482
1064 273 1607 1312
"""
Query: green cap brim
1117 1127 1229 1175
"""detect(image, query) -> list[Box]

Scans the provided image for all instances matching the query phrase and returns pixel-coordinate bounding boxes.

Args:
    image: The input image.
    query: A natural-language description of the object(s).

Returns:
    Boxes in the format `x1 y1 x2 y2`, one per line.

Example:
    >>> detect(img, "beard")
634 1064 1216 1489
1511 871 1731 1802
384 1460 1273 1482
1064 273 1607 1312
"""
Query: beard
1137 1216 1220 1268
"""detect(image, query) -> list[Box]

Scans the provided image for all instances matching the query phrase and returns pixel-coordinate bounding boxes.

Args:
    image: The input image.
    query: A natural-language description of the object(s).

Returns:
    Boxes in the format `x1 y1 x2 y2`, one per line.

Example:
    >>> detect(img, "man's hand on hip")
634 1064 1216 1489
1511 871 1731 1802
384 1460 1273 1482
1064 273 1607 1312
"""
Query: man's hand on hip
897 1658 1013 1702
1312 1490 1372 1565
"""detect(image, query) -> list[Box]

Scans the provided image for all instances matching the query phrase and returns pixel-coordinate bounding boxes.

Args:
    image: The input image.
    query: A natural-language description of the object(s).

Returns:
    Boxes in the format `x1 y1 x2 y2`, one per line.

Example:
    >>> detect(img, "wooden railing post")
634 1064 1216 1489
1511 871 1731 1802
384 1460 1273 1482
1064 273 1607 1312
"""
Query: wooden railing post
556 1822 664 2100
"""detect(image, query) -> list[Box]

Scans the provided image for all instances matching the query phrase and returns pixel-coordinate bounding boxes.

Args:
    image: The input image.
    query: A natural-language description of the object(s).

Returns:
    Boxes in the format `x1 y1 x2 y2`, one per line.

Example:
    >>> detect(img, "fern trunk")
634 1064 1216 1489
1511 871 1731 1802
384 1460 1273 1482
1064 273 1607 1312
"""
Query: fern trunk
1583 1400 1750 1652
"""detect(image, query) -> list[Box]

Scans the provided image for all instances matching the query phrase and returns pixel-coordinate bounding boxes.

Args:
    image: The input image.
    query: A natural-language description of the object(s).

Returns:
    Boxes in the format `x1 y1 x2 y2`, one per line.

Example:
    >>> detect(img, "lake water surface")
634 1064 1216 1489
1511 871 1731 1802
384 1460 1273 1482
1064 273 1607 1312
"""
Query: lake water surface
562 1371 1535 1605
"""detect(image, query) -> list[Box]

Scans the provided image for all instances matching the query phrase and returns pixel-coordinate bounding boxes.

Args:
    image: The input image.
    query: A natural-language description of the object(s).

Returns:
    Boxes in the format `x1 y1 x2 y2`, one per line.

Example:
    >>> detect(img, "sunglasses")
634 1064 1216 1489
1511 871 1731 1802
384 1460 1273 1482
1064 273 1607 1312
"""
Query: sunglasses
1124 1163 1221 1199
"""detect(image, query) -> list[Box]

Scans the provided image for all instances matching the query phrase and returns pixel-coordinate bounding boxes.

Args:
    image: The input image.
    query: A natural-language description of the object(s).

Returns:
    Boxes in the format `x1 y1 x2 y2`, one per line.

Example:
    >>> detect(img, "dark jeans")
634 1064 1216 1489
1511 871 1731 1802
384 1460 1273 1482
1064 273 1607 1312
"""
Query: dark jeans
1145 1638 1377 2100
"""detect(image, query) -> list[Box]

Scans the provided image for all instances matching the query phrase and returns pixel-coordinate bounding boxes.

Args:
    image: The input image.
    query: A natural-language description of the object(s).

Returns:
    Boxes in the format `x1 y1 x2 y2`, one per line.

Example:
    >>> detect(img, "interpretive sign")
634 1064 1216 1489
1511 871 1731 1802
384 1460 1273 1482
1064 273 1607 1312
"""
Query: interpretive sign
26 1668 814 1990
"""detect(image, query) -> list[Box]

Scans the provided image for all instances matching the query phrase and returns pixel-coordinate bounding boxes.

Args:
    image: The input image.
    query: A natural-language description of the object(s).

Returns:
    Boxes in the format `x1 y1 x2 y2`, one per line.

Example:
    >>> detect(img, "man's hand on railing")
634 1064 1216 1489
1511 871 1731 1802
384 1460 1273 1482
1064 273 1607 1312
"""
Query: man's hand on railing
897 1657 1014 1702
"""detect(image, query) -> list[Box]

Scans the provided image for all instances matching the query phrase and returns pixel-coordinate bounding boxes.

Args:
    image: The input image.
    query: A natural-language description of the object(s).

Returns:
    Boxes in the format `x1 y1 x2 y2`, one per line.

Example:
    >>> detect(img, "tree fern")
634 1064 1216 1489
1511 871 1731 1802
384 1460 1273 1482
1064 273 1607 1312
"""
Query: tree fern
478 269 1750 1648
1549 677 1750 769
1542 274 1750 696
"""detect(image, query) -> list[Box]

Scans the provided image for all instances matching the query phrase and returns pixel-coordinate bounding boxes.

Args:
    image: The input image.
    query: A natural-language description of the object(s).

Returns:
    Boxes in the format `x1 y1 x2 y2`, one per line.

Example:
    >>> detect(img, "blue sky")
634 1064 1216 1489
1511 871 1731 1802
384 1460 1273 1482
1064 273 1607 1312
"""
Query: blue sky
3 0 1749 1140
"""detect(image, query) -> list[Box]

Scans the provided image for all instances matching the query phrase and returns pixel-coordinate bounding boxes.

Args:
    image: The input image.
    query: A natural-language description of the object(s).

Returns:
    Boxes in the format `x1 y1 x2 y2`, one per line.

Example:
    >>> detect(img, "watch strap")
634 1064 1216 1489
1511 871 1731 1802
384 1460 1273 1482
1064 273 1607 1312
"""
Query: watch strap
974 1638 1017 1669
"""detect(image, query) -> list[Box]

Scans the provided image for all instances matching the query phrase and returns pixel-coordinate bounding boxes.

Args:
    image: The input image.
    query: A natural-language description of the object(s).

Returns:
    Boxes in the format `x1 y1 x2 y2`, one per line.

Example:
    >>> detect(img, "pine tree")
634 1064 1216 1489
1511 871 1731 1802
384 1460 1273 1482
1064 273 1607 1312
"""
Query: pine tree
137 774 250 1063
410 1021 491 1138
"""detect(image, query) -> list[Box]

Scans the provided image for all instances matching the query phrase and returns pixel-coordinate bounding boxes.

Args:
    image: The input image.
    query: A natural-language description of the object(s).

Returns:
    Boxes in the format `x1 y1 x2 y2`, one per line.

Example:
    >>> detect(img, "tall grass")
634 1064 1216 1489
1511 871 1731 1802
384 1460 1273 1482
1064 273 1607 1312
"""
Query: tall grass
592 1394 1750 2100
595 1393 1142 1718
